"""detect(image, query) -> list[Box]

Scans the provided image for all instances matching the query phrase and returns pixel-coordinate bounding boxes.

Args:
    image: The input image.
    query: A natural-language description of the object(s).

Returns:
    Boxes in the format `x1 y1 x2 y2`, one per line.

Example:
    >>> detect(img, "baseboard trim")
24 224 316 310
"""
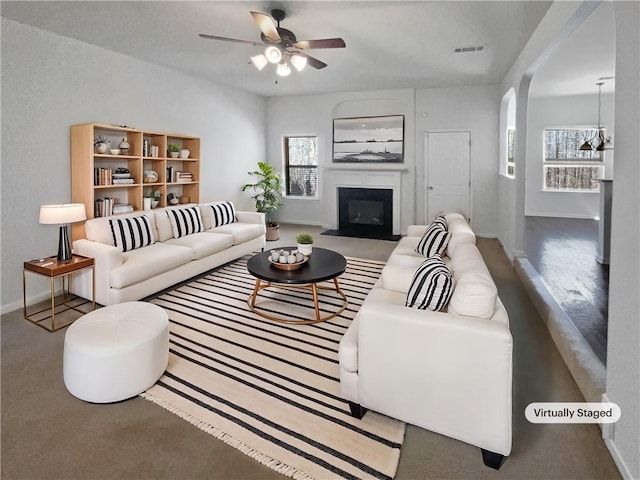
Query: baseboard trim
515 257 606 403
604 437 634 480
525 212 598 220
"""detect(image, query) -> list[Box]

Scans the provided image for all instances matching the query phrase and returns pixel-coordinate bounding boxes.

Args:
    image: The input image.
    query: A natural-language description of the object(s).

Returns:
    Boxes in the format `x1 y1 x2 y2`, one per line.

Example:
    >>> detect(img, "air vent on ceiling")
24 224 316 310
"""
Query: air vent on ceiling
453 45 486 54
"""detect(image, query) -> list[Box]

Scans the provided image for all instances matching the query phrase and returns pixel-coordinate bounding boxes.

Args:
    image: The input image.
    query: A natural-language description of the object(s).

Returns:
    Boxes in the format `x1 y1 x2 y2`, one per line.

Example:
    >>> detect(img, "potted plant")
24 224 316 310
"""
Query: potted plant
242 161 284 241
94 135 109 154
168 144 180 158
151 190 161 208
296 232 314 256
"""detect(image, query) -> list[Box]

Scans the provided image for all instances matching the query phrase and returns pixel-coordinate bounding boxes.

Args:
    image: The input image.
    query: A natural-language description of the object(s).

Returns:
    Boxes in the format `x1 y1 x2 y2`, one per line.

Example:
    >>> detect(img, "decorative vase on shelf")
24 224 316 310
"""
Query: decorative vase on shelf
179 149 190 159
95 143 107 154
119 138 129 155
143 198 151 211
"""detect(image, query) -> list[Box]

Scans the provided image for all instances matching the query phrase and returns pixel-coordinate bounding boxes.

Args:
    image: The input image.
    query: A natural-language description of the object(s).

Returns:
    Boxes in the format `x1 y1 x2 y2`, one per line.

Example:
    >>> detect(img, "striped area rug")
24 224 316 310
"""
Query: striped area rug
142 256 406 480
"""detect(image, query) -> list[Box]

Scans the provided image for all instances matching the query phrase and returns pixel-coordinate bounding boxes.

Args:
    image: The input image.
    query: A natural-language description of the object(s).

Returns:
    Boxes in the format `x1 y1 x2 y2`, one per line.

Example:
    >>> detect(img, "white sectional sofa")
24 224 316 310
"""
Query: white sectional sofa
339 213 513 469
72 202 265 306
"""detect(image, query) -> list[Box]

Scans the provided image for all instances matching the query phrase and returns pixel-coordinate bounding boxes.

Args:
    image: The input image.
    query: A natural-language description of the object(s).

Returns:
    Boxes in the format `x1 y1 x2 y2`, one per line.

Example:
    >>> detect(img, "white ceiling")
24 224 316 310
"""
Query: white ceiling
1 1 614 98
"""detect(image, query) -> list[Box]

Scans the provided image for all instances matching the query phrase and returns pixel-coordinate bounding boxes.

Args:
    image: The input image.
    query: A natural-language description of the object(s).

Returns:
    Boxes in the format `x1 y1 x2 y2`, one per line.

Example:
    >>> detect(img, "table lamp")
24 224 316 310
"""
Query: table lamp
39 204 86 262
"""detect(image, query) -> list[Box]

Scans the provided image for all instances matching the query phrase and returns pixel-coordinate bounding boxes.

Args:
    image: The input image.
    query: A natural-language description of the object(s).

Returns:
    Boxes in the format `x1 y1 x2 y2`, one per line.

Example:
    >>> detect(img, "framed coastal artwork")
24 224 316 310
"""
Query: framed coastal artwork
332 115 404 163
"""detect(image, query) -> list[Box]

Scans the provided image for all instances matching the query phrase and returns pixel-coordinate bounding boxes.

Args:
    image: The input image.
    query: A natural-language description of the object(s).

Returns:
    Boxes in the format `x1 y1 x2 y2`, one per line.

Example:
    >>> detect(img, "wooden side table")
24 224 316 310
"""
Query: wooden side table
23 254 95 332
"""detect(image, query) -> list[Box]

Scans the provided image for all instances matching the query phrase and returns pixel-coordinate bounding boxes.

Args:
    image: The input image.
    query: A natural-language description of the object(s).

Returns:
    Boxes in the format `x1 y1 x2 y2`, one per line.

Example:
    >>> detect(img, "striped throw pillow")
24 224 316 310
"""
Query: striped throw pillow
109 215 155 252
405 256 453 311
415 223 452 257
210 201 237 227
166 206 204 238
432 214 448 230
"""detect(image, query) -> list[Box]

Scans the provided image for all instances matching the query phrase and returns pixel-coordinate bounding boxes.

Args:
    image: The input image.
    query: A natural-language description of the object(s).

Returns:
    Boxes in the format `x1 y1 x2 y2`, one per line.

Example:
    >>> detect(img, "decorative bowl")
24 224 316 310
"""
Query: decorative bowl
269 256 309 271
144 170 158 183
110 149 120 155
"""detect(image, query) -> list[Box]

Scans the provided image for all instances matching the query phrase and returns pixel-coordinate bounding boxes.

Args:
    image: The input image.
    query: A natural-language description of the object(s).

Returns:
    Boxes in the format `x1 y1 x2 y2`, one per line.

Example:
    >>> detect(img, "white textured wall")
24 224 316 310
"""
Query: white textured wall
526 93 615 219
266 89 416 231
266 85 501 237
1 18 266 313
606 3 640 478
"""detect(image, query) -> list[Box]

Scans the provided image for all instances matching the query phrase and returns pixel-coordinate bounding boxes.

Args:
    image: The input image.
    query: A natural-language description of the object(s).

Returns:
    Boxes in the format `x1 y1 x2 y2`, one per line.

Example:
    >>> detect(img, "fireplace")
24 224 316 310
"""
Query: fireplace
334 187 396 240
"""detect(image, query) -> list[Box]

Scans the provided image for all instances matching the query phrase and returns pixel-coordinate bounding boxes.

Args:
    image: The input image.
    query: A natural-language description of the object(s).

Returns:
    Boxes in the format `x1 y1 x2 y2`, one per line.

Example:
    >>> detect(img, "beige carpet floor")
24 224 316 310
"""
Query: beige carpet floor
1 224 621 479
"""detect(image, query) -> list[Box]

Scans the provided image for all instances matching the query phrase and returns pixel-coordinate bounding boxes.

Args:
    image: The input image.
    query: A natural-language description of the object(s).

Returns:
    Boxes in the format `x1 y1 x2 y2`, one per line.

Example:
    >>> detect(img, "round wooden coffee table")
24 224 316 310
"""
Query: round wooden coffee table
246 247 348 324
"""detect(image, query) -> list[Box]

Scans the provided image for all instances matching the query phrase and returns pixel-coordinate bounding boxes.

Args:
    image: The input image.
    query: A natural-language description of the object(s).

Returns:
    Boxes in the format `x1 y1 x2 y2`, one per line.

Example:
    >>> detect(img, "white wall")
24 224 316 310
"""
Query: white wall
415 85 500 235
526 93 615 218
266 85 501 237
606 3 640 478
1 18 266 313
266 89 416 231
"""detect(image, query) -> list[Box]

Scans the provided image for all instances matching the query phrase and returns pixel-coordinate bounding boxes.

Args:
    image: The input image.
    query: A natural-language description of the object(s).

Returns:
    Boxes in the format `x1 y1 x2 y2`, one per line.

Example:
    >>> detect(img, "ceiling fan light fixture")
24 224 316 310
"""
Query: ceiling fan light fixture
276 61 291 77
290 54 307 72
250 54 268 71
265 45 282 64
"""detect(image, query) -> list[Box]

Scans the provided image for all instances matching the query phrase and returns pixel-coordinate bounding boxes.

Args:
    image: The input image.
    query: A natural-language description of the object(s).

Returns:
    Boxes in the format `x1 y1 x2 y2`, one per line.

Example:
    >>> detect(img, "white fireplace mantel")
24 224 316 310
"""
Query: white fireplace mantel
325 167 403 234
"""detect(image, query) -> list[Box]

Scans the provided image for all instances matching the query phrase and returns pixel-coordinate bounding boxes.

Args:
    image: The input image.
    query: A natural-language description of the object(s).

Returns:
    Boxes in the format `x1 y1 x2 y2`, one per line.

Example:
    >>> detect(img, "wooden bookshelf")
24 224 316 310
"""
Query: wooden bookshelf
70 123 200 241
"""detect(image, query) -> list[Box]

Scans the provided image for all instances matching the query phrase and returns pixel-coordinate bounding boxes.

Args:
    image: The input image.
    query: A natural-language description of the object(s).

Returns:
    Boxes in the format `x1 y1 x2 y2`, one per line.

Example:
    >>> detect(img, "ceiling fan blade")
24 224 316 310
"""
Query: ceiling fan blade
294 38 346 49
198 33 262 47
250 11 281 43
296 52 327 70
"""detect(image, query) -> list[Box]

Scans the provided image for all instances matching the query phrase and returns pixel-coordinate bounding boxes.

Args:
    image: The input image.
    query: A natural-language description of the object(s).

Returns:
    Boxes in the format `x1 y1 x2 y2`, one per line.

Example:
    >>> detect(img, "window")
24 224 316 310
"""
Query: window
506 129 515 177
284 136 318 197
543 128 604 192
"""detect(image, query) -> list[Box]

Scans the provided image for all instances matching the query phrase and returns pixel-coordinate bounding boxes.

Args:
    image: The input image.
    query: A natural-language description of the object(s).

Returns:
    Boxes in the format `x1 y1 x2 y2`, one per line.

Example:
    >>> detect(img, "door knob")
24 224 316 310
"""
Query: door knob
427 186 434 190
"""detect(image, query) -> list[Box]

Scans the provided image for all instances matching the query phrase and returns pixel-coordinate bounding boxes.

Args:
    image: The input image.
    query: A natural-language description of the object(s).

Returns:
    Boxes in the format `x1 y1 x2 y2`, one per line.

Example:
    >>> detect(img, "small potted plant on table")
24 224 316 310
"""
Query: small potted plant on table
296 232 314 256
242 161 284 241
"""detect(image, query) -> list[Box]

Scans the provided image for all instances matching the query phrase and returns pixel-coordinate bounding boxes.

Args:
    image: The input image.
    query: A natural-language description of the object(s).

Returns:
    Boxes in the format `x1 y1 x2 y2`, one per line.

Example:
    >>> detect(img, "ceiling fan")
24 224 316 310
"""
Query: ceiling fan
199 9 346 75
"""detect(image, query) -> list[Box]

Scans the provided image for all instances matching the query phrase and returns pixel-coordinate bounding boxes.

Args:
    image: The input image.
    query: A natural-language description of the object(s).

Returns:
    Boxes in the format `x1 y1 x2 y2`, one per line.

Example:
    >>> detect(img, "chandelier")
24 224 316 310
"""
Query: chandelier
580 81 614 152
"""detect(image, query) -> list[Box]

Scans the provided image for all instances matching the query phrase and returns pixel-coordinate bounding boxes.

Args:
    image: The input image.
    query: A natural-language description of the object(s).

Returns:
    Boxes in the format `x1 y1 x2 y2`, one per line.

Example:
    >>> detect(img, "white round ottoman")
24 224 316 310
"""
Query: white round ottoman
63 301 169 403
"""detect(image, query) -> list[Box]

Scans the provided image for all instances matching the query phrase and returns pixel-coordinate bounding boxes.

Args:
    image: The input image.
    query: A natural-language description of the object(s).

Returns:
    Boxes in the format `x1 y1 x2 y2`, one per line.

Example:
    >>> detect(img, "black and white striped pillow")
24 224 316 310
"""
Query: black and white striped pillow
432 214 448 230
210 201 237 227
415 223 452 257
109 215 155 252
166 206 204 238
405 256 453 311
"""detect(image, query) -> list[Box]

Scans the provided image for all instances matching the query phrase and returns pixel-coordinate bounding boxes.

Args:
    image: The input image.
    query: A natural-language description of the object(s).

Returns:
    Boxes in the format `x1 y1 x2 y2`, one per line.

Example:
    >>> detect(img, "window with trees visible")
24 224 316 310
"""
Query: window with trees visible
507 129 515 177
284 136 318 197
543 128 603 192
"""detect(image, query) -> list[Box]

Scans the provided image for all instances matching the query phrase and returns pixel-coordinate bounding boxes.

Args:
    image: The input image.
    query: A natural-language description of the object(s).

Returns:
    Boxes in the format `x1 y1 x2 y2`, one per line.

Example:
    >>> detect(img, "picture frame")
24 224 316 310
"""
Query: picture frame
332 115 404 163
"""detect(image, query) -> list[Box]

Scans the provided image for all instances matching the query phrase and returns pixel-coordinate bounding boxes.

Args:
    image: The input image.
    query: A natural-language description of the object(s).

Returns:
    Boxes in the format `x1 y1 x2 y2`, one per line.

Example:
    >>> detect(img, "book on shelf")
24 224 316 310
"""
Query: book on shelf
95 197 117 217
112 178 135 184
94 168 114 186
177 172 193 183
113 203 134 214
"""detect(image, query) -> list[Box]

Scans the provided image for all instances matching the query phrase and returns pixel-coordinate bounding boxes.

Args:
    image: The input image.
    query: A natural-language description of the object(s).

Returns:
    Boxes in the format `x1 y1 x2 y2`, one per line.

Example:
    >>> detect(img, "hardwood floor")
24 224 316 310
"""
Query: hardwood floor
525 216 609 364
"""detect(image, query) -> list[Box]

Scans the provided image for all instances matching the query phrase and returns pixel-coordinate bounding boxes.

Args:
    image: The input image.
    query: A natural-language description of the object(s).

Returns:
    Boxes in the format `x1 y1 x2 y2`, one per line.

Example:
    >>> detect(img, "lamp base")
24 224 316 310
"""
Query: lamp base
57 225 72 262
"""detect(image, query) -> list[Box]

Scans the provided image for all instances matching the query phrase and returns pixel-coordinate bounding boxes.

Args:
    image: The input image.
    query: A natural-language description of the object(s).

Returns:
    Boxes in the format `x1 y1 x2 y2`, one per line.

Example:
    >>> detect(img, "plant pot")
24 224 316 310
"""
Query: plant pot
297 243 313 256
151 200 159 209
266 225 280 241
95 143 107 154
169 151 179 158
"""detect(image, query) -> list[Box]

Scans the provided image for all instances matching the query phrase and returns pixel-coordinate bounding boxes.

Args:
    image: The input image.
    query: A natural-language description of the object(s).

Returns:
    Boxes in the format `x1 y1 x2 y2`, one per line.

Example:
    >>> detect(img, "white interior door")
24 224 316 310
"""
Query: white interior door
425 131 471 221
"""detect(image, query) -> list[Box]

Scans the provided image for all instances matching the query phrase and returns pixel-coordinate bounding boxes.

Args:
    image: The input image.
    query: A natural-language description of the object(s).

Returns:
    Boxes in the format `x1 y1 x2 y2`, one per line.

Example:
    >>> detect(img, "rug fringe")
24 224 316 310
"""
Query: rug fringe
140 392 317 480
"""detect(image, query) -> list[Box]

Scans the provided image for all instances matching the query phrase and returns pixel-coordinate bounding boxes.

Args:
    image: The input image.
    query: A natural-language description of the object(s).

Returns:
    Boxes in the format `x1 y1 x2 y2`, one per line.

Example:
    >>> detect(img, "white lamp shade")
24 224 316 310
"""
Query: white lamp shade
39 204 86 224
276 62 291 77
250 54 268 71
290 54 307 72
265 46 282 64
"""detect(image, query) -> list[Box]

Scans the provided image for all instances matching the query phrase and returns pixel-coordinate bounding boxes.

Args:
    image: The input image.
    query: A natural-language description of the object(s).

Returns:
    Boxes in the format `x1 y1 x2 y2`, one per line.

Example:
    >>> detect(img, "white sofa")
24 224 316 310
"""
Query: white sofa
339 213 513 469
72 203 265 306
